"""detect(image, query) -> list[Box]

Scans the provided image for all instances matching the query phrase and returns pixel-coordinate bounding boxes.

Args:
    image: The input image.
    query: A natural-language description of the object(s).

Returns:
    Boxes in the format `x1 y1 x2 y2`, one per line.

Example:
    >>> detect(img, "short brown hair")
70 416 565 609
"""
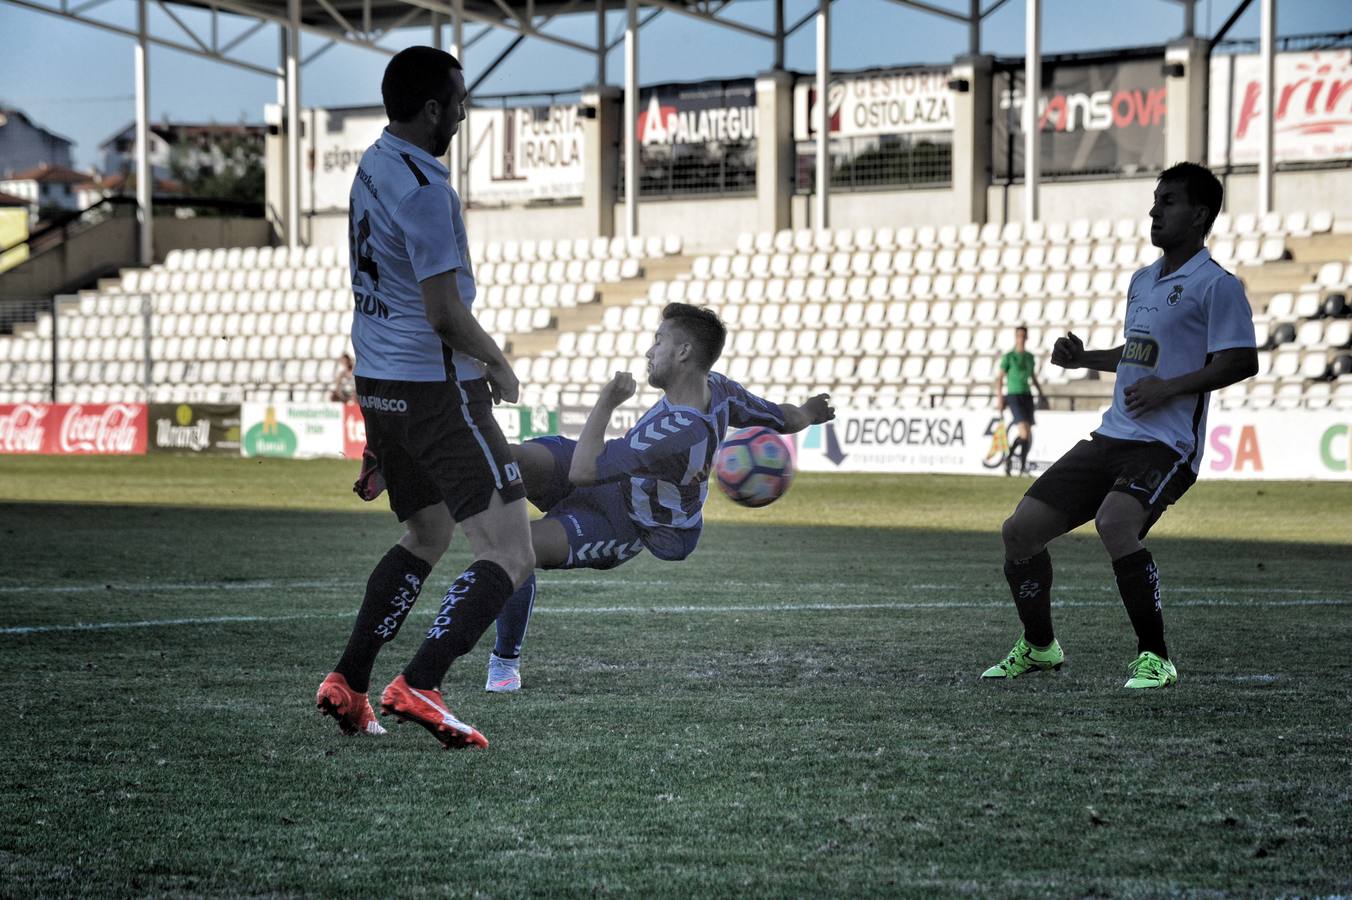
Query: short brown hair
661 303 726 369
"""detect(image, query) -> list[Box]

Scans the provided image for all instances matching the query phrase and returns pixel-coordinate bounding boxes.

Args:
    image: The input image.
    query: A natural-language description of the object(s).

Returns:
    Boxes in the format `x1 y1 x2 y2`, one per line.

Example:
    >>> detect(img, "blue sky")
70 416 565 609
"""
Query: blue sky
1 0 1348 169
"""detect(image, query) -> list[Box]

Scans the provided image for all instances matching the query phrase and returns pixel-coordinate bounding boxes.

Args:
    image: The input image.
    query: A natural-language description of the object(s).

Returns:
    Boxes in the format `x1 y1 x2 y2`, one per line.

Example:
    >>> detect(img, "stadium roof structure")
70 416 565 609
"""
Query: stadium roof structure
4 0 1281 259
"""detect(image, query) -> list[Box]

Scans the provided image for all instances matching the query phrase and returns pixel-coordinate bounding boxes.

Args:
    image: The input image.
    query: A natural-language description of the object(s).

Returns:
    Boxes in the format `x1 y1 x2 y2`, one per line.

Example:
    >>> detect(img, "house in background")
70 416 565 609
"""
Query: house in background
0 107 74 177
0 163 92 221
101 121 265 184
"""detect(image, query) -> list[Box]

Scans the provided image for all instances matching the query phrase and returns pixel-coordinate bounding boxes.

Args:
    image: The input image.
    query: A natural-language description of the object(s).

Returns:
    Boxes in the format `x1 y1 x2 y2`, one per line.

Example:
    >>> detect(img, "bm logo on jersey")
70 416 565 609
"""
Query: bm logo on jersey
1167 284 1184 306
1122 336 1160 368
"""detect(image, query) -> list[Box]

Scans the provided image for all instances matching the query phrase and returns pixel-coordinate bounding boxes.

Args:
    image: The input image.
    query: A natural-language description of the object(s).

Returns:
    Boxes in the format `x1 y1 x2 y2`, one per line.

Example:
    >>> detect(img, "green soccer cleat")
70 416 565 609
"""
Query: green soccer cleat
1123 651 1178 689
981 636 1065 679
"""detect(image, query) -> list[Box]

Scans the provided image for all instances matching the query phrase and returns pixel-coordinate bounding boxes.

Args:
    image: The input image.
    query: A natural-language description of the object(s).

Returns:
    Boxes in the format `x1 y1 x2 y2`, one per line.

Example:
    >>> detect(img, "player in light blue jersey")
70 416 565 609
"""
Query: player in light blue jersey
982 163 1259 690
482 302 835 691
315 47 534 749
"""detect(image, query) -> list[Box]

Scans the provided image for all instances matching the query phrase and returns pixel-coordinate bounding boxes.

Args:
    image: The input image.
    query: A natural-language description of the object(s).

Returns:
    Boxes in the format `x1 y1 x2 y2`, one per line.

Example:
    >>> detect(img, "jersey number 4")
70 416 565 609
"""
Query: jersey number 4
349 209 380 290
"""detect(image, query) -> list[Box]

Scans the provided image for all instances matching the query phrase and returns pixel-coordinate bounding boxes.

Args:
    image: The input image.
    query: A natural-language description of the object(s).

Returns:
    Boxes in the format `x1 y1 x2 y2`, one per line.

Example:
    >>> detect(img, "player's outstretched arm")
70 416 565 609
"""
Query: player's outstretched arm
419 270 519 403
776 393 835 434
1123 347 1260 417
1052 331 1124 373
569 372 636 486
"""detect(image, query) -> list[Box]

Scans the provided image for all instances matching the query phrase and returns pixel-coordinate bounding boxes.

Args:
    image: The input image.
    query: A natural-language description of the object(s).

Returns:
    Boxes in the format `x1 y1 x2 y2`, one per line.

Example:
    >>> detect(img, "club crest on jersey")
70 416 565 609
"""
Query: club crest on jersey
1167 284 1184 306
1121 336 1160 369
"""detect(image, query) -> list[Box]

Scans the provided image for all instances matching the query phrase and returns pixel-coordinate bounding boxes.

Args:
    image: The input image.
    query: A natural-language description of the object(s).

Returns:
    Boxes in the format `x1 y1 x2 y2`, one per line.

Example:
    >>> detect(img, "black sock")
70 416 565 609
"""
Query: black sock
1019 434 1031 469
1004 549 1054 647
1113 548 1168 659
334 544 433 693
403 560 516 690
493 574 536 659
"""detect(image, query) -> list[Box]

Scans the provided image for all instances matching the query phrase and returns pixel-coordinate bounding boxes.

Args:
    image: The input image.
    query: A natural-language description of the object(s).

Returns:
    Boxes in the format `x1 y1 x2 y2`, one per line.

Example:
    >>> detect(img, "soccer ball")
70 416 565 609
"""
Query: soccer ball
714 427 794 508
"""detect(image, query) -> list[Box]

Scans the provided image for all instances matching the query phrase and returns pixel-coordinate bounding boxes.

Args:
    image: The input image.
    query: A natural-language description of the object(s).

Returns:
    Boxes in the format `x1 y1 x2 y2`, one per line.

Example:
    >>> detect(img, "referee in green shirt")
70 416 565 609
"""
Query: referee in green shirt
996 326 1043 475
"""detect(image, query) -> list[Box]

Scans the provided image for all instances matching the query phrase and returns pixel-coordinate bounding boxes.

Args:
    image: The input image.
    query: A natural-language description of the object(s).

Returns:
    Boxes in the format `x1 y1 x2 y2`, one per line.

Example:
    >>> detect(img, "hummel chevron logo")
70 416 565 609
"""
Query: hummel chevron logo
630 414 691 451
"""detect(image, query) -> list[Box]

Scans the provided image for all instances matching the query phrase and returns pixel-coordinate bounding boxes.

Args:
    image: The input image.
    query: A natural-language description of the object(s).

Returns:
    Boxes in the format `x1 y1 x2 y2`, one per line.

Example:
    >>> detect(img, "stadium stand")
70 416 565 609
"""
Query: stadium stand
3 213 1352 412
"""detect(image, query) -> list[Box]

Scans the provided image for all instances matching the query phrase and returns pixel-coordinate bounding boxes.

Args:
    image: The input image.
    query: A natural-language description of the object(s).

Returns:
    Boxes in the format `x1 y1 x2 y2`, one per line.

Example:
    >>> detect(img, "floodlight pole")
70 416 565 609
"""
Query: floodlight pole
968 0 979 54
596 0 607 84
1258 0 1275 216
773 0 784 70
1023 0 1040 224
451 0 465 200
133 0 153 266
624 0 639 238
285 0 302 248
814 0 830 231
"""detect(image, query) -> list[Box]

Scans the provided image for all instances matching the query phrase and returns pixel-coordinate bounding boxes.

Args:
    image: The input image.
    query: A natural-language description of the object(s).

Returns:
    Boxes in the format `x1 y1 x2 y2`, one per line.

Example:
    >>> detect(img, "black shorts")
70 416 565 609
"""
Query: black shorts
1005 394 1036 425
1025 432 1196 538
356 375 526 523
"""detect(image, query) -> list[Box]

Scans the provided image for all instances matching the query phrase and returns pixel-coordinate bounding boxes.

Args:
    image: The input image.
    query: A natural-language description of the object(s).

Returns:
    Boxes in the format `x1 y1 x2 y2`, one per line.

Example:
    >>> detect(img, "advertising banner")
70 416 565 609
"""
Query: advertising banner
0 403 147 455
240 402 346 459
638 79 757 147
793 407 1352 481
300 102 586 212
558 405 641 441
793 68 955 141
148 403 240 455
342 403 366 460
1209 49 1352 166
993 57 1167 177
301 105 386 215
467 105 586 204
493 405 561 441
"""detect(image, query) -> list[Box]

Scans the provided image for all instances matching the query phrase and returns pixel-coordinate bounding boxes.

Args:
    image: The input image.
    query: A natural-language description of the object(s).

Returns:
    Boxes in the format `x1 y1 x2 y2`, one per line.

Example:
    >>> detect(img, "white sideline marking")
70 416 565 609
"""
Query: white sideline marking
0 577 1344 598
1 597 1348 635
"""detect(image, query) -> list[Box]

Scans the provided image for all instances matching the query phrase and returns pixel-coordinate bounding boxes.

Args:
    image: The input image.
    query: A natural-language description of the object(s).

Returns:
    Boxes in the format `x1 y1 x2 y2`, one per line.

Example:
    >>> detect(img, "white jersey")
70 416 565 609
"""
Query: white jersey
1096 248 1256 473
347 129 482 383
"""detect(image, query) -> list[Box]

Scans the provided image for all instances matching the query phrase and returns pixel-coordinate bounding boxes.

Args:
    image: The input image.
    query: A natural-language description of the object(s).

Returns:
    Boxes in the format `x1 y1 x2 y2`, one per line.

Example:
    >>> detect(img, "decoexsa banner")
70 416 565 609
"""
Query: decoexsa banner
793 408 1352 481
993 56 1167 177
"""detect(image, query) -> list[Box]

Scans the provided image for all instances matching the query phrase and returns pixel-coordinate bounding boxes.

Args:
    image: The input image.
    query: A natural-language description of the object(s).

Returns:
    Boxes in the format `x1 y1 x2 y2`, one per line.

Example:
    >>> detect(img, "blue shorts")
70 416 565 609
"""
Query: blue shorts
528 436 698 570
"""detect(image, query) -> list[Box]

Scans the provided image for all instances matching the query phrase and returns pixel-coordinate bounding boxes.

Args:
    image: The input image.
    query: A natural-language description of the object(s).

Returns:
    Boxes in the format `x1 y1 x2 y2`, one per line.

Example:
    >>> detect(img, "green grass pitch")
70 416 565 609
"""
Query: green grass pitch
2 456 1350 897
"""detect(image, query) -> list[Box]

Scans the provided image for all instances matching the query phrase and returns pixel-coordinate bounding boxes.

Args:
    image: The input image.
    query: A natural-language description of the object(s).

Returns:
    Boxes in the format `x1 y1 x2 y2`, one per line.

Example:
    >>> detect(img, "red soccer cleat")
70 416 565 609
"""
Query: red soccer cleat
379 674 489 750
353 445 386 502
316 672 387 736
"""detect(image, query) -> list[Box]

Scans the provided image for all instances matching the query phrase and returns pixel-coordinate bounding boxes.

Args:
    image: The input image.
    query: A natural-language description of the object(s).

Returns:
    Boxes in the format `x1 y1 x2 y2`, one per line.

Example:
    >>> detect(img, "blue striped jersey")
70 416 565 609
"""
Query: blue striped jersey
593 372 786 558
347 129 482 383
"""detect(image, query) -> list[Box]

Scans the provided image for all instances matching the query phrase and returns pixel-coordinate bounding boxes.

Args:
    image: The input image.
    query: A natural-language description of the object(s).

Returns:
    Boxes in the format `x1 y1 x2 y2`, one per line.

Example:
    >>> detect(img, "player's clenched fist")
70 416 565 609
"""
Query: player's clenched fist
803 393 835 424
1051 332 1084 368
599 372 636 408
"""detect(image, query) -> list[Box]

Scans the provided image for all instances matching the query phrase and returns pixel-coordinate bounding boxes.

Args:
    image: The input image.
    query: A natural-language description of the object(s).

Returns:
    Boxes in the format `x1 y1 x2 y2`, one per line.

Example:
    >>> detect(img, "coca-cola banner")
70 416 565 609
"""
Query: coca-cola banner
1209 49 1352 166
793 68 955 141
993 56 1168 178
467 106 585 205
148 403 241 455
0 403 147 455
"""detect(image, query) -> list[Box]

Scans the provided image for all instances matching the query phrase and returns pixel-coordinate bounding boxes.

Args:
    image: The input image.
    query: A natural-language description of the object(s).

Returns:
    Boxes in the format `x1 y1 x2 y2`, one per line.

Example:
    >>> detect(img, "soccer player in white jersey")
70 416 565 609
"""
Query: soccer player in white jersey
982 162 1258 689
481 302 835 691
314 46 535 749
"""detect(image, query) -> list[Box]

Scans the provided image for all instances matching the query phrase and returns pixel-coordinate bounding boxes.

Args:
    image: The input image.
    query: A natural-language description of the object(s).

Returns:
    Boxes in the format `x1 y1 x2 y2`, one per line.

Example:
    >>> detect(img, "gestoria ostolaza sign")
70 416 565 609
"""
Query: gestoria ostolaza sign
793 68 955 141
0 403 148 455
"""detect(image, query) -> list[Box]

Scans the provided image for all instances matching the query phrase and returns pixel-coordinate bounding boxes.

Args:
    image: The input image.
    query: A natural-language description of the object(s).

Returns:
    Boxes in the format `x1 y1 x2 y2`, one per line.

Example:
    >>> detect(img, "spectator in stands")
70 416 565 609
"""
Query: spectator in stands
315 46 534 750
328 353 356 403
996 326 1042 475
981 162 1258 691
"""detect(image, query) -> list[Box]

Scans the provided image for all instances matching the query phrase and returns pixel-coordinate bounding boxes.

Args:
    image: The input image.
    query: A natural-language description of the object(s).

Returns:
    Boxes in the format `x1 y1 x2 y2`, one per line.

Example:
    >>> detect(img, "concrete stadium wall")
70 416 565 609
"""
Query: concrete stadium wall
985 169 1352 226
153 217 272 262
